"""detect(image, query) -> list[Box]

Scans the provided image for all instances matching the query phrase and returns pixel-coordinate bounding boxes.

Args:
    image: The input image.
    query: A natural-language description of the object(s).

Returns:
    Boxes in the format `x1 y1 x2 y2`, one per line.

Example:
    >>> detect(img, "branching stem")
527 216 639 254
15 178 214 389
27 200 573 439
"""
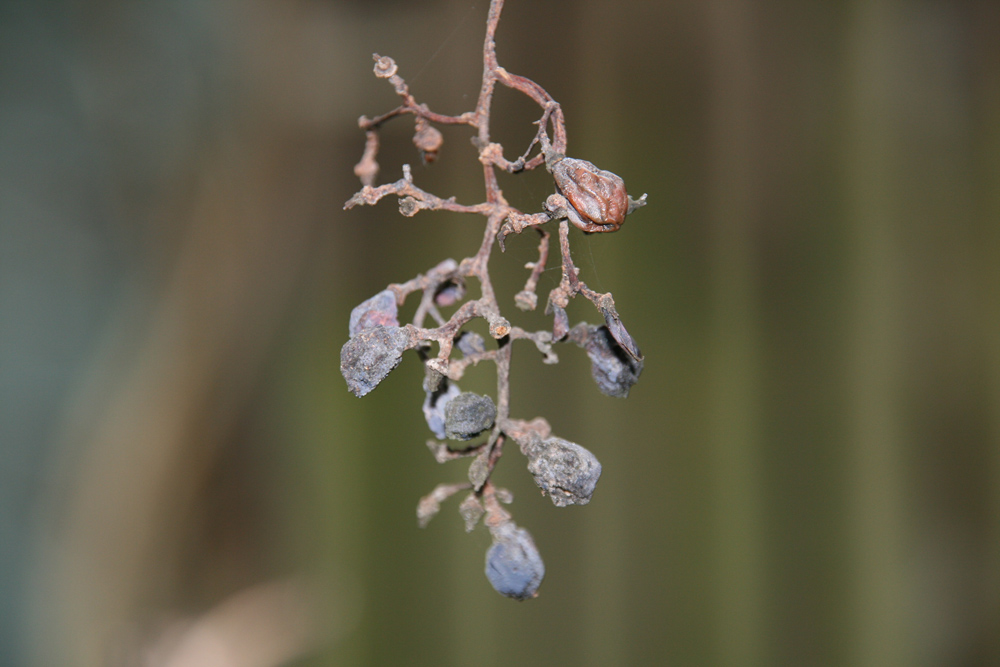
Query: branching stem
342 0 645 589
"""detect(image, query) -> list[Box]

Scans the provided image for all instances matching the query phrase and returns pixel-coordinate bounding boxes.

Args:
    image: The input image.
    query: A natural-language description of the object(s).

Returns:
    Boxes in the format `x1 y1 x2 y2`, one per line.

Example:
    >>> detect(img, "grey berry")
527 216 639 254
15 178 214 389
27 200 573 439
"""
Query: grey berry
349 290 399 337
526 437 602 507
485 523 544 600
423 379 461 439
444 392 497 440
585 324 642 398
456 331 486 357
340 325 410 397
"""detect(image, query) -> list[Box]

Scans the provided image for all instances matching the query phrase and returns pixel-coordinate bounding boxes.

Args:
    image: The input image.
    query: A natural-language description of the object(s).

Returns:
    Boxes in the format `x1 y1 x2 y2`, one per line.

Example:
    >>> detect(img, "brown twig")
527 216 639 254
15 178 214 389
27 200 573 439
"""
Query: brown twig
340 0 646 599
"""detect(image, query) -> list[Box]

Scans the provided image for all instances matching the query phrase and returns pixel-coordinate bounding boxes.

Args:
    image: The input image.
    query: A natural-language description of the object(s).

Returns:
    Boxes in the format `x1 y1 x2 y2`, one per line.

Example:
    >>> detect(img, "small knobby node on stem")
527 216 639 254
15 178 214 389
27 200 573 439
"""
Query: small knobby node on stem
339 0 648 600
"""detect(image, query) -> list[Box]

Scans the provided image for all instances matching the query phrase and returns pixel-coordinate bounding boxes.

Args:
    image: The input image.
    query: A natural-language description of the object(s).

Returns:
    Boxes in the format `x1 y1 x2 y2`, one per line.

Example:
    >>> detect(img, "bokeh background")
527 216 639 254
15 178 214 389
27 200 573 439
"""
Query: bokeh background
2 0 999 665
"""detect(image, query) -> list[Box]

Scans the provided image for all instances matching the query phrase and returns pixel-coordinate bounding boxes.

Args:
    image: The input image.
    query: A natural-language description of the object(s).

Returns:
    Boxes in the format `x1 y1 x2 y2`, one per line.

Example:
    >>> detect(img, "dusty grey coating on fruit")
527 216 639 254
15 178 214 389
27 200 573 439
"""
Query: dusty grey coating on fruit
348 289 399 336
526 437 602 506
443 392 497 440
585 324 643 398
340 325 410 397
485 523 545 600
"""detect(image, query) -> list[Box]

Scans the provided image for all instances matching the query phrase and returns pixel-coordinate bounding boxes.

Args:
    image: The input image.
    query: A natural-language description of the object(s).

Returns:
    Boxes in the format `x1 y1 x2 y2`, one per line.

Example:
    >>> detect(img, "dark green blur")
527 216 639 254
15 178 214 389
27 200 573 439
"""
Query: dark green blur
3 1 998 666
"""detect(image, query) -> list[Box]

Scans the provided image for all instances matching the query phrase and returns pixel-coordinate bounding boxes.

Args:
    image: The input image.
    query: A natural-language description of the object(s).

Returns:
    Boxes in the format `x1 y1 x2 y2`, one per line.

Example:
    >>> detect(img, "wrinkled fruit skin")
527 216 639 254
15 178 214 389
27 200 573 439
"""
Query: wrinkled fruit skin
349 289 399 336
586 324 643 397
340 325 409 397
444 392 497 440
485 523 545 600
551 156 629 233
526 437 602 507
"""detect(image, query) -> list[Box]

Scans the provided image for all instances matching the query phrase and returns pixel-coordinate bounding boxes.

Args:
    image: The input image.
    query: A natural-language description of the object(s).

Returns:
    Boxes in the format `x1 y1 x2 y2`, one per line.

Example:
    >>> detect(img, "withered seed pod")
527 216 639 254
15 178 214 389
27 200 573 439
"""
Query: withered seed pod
550 156 630 233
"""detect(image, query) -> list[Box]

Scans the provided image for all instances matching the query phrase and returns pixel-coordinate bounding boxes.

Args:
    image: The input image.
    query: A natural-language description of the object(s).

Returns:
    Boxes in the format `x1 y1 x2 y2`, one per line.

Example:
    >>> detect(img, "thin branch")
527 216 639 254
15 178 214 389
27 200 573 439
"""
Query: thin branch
340 0 647 599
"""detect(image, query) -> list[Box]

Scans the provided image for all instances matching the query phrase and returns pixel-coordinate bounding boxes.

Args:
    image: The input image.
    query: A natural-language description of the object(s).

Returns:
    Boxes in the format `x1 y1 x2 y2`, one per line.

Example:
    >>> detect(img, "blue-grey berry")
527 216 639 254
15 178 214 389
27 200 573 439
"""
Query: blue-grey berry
485 523 544 600
423 380 460 439
456 331 486 357
585 324 642 398
340 325 410 397
349 290 399 337
444 392 496 440
526 437 602 506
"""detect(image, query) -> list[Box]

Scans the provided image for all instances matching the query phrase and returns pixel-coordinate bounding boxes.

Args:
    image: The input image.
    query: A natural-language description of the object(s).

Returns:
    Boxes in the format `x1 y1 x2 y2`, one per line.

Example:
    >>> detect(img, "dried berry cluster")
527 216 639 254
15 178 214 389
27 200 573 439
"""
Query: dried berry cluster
341 0 645 600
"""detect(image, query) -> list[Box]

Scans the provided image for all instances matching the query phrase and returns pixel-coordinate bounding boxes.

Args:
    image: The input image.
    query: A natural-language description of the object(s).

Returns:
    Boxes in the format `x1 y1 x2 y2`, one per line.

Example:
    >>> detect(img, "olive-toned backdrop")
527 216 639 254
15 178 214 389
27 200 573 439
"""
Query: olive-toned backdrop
3 1 998 665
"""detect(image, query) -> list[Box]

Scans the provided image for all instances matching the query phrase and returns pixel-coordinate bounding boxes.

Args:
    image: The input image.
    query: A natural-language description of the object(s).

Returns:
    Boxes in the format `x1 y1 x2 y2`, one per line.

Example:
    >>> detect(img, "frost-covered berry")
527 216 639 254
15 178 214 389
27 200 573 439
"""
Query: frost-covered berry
349 289 399 337
340 325 410 397
485 523 544 600
456 331 486 357
423 379 461 439
444 392 497 440
585 324 642 398
526 437 602 507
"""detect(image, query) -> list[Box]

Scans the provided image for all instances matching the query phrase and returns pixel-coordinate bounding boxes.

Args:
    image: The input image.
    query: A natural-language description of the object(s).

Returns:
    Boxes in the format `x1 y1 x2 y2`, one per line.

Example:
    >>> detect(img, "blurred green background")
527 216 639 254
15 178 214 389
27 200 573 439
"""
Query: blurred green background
2 0 999 665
